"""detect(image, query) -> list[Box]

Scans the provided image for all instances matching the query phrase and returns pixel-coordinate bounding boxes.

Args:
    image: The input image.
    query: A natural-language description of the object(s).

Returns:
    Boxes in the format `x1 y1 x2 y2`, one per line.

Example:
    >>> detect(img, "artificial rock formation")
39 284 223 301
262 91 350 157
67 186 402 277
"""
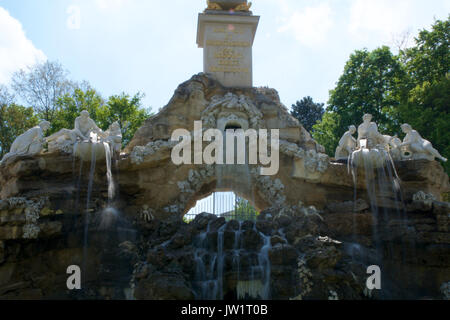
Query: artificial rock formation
0 73 449 300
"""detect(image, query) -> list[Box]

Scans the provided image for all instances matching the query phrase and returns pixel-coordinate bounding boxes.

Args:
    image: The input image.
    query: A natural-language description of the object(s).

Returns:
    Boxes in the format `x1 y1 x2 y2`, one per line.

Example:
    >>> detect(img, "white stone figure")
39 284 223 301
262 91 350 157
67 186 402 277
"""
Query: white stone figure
357 114 384 149
352 114 389 168
46 110 105 153
0 121 51 164
103 121 122 155
335 125 357 160
400 124 447 162
74 110 105 141
386 135 403 161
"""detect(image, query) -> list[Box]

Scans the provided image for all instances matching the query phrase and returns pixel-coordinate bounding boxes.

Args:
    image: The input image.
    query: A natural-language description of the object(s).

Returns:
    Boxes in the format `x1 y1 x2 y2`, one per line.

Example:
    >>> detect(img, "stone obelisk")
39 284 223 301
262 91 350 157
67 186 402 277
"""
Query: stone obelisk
196 1 260 88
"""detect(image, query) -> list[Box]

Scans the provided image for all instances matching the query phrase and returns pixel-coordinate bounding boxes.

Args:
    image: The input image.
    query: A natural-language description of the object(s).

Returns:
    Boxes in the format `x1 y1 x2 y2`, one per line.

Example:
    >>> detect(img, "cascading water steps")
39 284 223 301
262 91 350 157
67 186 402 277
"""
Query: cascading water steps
193 220 272 300
349 140 413 298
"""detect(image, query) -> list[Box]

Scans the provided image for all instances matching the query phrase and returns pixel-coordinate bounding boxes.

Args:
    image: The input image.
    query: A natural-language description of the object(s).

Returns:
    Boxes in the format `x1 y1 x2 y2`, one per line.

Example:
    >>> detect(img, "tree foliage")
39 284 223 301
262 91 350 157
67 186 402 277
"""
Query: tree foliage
233 198 259 221
52 87 151 146
11 61 74 122
313 17 449 175
311 112 341 157
400 18 450 84
97 92 151 146
314 46 405 156
397 17 450 172
52 82 104 135
2 60 152 155
0 85 39 157
290 96 325 132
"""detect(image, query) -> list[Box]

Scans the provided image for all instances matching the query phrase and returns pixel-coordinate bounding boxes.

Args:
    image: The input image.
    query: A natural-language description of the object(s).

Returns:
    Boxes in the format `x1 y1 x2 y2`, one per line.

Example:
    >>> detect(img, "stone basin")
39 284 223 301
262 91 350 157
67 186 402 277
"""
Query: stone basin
351 148 388 169
74 141 107 162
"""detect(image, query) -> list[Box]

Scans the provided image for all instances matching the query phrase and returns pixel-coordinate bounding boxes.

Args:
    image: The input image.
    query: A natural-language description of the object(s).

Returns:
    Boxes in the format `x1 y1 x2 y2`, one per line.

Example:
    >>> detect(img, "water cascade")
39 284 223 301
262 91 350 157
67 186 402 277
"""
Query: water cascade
345 116 411 297
72 132 118 286
193 220 272 300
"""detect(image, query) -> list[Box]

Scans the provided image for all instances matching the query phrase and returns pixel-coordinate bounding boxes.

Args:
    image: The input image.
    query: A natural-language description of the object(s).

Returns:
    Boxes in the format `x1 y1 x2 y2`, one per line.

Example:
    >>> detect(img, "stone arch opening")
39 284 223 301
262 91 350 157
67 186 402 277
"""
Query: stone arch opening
183 190 260 222
181 174 272 221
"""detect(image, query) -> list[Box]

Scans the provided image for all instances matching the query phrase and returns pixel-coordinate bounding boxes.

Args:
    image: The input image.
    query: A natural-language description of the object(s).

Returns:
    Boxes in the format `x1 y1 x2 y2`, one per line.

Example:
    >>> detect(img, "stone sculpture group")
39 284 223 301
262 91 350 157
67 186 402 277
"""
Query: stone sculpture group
1 108 447 167
335 113 447 163
0 111 122 164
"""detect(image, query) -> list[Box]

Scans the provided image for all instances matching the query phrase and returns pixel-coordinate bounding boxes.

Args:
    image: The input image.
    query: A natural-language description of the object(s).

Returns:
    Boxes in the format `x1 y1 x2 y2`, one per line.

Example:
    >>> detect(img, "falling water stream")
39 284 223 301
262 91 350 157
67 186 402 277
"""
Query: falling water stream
76 137 117 288
348 142 409 298
193 131 271 300
193 219 272 300
103 142 115 201
82 141 97 286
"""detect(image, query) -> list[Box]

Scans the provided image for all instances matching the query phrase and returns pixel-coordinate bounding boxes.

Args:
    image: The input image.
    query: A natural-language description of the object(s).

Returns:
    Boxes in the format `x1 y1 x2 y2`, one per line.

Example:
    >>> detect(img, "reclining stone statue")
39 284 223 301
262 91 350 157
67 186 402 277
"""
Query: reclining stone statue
0 121 51 164
335 125 357 160
400 124 447 162
46 110 106 153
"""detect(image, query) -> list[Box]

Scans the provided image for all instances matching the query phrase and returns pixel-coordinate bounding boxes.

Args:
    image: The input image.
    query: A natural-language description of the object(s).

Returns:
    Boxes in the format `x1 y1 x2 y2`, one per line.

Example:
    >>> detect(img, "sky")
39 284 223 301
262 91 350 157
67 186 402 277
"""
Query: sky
0 0 449 113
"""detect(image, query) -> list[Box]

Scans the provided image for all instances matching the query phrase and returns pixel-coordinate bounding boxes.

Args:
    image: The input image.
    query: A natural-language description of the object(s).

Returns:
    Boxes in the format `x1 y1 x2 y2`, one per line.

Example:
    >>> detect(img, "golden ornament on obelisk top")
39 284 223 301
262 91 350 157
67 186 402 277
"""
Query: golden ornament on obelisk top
206 0 252 12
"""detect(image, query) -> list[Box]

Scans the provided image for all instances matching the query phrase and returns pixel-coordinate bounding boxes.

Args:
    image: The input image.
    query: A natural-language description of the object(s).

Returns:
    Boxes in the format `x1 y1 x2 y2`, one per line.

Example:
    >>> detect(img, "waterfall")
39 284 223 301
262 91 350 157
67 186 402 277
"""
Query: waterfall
349 142 410 298
193 220 271 300
103 142 115 201
258 233 272 299
194 222 221 300
82 142 97 287
217 224 226 299
99 142 119 230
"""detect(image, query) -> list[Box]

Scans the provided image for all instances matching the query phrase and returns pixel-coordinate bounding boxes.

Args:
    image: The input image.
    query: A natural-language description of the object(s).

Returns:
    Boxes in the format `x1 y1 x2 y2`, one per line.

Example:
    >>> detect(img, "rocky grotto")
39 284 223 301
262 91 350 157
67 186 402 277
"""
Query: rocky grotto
0 0 449 301
0 73 449 300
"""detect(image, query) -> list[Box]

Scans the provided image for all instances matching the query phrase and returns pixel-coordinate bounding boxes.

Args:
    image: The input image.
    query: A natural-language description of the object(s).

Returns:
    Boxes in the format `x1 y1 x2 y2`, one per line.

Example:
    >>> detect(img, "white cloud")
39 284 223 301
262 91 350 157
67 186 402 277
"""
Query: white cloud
277 3 333 47
0 7 46 84
348 0 412 40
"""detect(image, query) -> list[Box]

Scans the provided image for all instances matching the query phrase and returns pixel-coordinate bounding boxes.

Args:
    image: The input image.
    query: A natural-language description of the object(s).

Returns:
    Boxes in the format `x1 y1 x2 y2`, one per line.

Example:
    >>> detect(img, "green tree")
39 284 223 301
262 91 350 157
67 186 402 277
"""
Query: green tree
400 17 449 85
52 87 150 147
397 17 450 173
313 46 406 156
0 86 39 157
52 82 104 134
312 112 341 157
11 60 74 122
401 78 449 172
233 198 259 221
290 96 325 132
97 92 151 146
